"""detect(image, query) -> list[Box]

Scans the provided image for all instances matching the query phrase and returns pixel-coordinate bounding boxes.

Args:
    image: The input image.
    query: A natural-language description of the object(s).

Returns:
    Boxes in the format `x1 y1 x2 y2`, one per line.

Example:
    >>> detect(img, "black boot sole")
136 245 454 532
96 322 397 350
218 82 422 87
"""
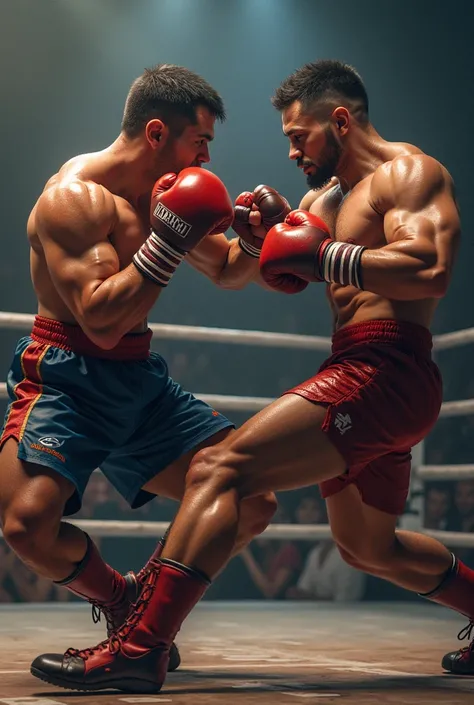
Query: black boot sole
441 653 474 675
30 666 162 693
168 642 181 672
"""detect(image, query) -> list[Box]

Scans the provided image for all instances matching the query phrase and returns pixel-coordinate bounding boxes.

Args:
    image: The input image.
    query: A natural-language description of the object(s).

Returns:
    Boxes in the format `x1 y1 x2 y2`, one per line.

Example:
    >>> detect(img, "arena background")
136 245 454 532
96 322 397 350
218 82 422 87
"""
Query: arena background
1 0 473 588
1 2 474 702
0 0 474 705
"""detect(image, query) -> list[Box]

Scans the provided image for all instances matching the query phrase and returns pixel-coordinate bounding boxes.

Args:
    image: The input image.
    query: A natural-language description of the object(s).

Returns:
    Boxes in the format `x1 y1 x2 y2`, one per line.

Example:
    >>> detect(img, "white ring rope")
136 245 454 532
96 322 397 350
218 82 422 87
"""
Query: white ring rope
0 311 473 547
1 383 473 418
2 385 473 416
432 328 474 350
0 312 331 350
437 399 474 417
418 465 474 480
1 310 474 350
0 520 473 547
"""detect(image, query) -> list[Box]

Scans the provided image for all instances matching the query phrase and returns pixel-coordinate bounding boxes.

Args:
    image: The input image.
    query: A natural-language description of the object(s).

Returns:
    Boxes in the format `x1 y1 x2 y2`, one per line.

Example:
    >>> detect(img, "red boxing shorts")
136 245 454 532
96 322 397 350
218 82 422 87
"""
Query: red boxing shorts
284 320 442 516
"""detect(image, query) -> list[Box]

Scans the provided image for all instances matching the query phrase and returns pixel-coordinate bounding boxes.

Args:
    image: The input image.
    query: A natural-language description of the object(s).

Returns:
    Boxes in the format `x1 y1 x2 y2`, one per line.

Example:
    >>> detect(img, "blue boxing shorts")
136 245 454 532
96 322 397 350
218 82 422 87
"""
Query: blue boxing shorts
0 316 233 515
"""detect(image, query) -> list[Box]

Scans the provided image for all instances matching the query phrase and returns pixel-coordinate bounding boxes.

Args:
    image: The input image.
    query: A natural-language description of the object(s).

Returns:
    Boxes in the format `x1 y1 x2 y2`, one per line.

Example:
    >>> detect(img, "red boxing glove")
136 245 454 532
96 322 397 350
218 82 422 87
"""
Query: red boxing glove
133 168 233 287
260 210 366 294
233 185 291 258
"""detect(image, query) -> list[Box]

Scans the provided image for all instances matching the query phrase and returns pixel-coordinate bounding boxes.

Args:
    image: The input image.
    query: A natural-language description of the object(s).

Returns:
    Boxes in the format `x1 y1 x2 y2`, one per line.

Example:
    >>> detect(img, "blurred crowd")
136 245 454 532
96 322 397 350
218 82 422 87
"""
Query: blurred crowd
2 472 474 604
1 315 473 605
0 478 366 604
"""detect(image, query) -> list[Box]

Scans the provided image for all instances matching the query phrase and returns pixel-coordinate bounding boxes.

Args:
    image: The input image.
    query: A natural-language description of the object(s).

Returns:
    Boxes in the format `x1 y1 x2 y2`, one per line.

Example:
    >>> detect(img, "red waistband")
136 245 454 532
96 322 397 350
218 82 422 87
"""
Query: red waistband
331 319 433 355
30 316 152 360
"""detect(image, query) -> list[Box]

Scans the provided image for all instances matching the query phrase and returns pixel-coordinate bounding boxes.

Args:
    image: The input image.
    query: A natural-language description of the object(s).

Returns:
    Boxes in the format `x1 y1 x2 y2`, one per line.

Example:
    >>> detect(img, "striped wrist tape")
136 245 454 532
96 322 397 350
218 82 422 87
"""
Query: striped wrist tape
133 231 186 287
319 240 366 289
238 238 261 259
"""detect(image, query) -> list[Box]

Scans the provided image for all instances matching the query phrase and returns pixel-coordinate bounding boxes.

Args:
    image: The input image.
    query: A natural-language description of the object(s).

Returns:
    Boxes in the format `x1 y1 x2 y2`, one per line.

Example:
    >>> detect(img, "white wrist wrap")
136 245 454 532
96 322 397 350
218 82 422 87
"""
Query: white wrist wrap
133 231 186 287
320 240 366 289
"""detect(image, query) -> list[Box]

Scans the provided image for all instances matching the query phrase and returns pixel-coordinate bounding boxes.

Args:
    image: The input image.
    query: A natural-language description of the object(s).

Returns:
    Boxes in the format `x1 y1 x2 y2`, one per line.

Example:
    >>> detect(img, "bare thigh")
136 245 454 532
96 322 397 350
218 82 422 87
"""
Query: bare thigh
142 427 233 500
0 438 75 539
326 483 398 562
142 427 277 538
189 394 347 497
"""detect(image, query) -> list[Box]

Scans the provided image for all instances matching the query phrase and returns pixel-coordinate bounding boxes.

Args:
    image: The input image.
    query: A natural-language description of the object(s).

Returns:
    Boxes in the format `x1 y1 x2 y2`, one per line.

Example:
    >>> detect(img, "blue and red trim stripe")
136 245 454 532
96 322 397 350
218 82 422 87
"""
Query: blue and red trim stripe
0 342 50 447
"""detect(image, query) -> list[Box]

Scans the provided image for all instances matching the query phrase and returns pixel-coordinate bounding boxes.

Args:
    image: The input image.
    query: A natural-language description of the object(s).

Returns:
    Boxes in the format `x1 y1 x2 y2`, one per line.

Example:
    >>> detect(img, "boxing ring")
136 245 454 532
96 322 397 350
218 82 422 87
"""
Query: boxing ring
1 311 474 704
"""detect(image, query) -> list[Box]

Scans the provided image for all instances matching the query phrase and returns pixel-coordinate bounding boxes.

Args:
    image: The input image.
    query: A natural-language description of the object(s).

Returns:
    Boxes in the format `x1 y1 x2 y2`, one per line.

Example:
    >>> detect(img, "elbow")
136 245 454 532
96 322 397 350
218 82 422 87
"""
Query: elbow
214 274 247 290
222 281 248 291
94 334 122 351
80 301 126 350
81 318 122 350
85 329 121 350
427 267 449 298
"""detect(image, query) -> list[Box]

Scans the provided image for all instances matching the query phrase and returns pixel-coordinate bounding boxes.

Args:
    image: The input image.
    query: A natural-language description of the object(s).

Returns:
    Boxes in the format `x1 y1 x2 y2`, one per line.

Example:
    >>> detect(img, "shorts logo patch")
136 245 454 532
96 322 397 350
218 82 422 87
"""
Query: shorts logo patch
334 412 352 435
30 443 66 463
38 436 63 448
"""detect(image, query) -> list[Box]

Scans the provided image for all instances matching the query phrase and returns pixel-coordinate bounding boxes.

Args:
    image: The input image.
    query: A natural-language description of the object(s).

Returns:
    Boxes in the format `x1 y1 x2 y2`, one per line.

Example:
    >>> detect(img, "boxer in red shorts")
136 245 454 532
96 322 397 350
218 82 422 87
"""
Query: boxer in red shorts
32 60 469 693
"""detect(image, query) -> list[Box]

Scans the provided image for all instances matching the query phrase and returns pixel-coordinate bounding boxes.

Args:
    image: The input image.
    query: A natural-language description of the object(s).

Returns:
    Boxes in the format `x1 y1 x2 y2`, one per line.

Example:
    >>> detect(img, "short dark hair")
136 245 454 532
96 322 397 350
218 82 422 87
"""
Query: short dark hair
122 64 226 137
272 59 369 122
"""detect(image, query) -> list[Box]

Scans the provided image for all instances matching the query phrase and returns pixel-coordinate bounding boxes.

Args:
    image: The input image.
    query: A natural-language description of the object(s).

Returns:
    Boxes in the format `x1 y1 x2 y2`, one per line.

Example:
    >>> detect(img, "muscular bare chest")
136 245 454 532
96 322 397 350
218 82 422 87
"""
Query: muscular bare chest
309 177 388 321
109 197 150 269
314 177 385 249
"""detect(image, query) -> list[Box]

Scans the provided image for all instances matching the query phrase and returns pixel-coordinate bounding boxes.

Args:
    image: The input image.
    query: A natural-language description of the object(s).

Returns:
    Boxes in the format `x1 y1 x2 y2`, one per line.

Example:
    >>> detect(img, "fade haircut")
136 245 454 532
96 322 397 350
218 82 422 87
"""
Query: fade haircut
122 64 226 137
272 60 369 122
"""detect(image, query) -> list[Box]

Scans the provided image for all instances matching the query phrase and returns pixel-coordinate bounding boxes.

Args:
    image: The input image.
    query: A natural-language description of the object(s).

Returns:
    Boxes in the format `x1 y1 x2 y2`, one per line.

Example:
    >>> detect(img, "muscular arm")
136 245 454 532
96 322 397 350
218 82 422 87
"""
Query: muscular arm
187 232 270 289
35 180 163 348
362 155 460 300
189 182 303 290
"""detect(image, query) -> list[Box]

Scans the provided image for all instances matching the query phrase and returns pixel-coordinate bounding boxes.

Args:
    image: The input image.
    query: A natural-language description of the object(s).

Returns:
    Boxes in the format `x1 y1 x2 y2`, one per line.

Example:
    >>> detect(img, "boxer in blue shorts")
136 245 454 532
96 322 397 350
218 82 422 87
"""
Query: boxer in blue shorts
0 64 277 670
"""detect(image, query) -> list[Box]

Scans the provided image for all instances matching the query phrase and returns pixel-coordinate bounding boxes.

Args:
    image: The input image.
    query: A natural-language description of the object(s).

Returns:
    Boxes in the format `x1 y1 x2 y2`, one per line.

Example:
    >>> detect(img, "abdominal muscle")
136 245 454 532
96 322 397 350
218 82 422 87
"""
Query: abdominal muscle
329 283 438 331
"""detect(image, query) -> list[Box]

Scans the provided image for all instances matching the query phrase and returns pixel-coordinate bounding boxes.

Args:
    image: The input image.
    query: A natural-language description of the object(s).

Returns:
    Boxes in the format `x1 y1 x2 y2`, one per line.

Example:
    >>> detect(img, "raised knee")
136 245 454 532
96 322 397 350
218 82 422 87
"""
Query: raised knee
260 492 278 527
243 492 278 537
186 444 240 493
2 515 40 558
336 543 367 570
336 540 393 573
1 501 58 559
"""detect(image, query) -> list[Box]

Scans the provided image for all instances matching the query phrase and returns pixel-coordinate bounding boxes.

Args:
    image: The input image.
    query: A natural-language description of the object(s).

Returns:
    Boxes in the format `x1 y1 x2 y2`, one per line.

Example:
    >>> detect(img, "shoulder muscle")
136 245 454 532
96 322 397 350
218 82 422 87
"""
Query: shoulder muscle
371 154 452 213
36 180 117 251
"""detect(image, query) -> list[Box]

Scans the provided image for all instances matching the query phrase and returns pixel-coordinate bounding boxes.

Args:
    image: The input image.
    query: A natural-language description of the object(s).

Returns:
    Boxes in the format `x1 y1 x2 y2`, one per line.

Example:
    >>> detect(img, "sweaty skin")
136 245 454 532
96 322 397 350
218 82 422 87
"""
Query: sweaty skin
155 143 460 581
26 73 467 694
28 155 156 342
28 111 261 349
298 147 460 331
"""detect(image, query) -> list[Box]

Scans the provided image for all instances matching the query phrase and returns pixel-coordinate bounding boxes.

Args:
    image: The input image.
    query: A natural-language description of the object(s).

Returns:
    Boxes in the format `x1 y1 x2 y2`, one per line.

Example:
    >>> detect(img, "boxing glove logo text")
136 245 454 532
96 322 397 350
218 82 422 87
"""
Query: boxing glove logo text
153 203 192 238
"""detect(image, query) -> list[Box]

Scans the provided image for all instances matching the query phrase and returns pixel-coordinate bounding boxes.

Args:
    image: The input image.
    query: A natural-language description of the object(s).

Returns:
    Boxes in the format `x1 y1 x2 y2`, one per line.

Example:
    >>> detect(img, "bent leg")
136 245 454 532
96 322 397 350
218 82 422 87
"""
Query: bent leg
0 439 87 580
138 428 277 566
162 394 346 577
327 483 452 594
0 439 141 634
328 482 474 625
